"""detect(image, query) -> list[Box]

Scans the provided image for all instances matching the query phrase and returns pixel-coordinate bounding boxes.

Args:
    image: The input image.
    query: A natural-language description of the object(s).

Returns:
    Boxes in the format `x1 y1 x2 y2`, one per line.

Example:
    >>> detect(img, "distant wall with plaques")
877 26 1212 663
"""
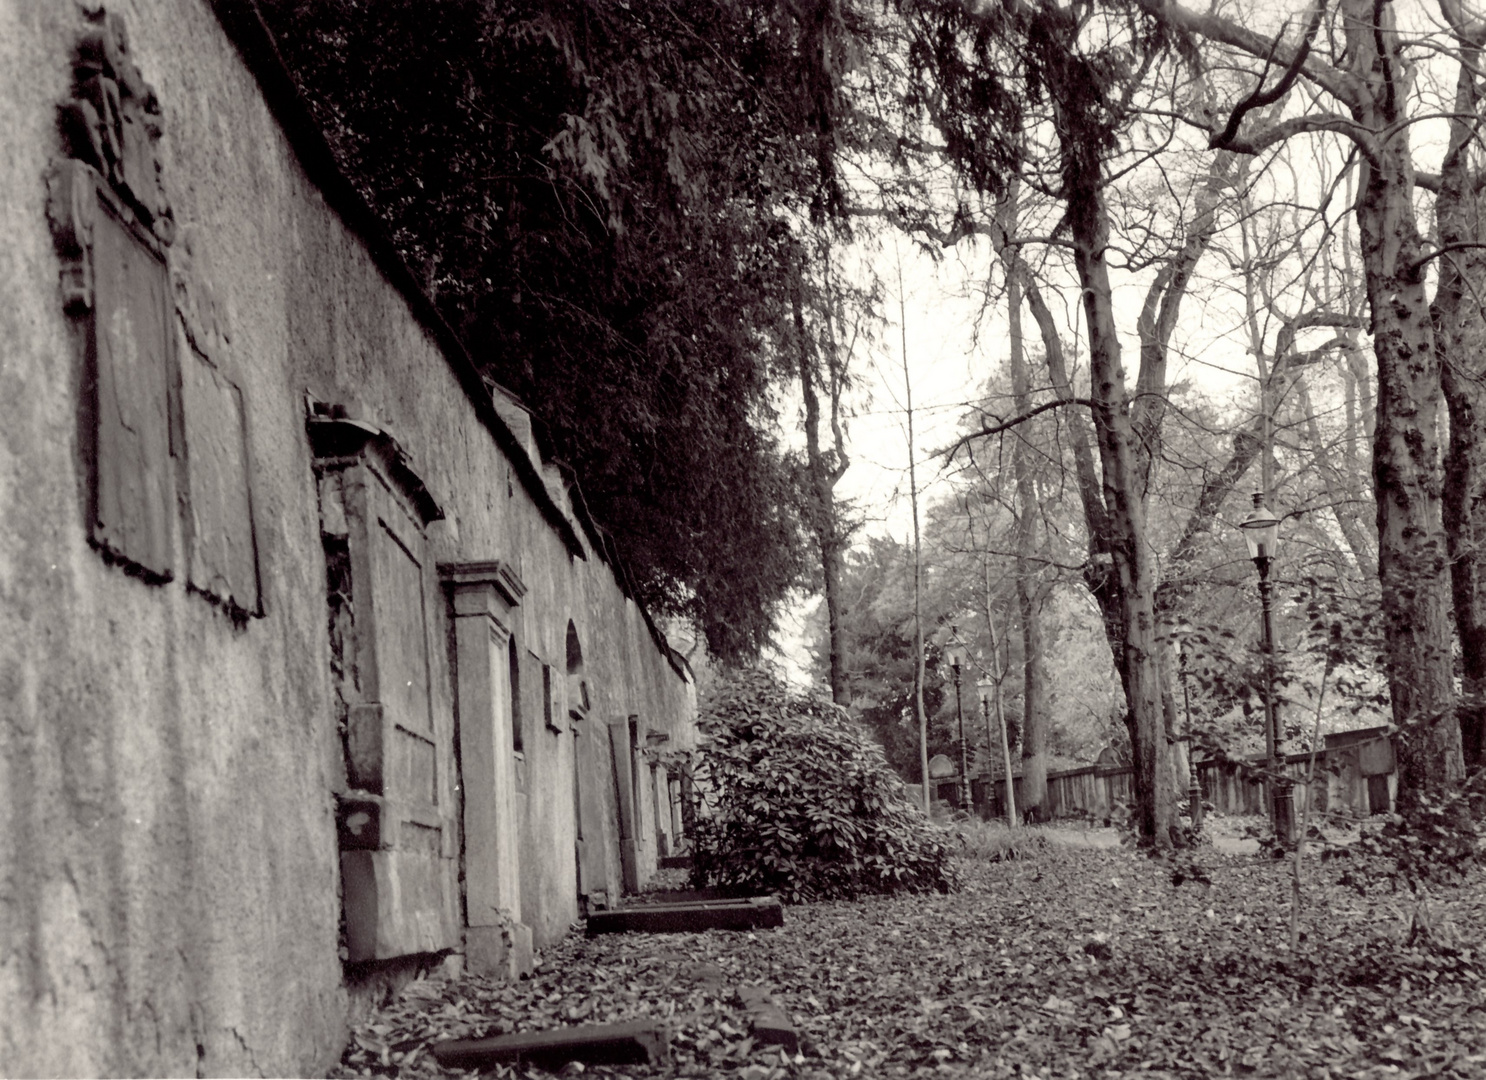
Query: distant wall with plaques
0 3 695 1077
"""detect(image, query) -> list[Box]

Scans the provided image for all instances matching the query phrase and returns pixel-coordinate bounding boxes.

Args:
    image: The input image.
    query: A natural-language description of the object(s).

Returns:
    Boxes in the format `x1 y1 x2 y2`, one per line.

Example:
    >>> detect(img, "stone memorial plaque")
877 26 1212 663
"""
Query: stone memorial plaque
88 189 176 579
181 343 260 615
371 512 434 738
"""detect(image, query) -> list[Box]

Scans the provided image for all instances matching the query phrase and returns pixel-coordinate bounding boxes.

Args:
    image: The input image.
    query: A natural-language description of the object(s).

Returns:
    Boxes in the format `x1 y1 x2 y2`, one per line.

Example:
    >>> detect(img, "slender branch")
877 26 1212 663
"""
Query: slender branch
940 398 1097 461
1216 112 1381 166
1408 241 1486 276
1210 4 1326 151
1135 0 1360 106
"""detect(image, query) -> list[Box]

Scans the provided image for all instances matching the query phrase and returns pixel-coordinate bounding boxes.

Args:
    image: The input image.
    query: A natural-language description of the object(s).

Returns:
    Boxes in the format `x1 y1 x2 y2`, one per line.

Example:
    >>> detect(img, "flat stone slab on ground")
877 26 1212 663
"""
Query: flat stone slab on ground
586 896 784 936
431 1020 670 1070
738 985 798 1053
630 886 732 905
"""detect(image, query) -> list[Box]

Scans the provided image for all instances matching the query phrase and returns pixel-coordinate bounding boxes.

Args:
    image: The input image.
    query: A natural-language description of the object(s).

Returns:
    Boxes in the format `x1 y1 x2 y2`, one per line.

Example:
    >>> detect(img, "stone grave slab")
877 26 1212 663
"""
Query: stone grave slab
738 985 799 1053
431 1020 669 1070
585 896 783 936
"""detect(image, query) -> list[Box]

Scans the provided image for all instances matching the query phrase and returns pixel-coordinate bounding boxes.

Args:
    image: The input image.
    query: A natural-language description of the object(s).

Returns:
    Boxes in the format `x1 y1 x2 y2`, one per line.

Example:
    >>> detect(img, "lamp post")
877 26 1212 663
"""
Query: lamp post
1179 646 1202 831
979 674 1017 827
1239 492 1292 843
946 632 970 810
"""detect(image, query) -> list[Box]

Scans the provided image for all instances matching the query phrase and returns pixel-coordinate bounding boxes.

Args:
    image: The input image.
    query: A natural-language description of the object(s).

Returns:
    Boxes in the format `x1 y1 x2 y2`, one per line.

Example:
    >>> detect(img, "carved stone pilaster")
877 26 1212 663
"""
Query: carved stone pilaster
440 560 533 978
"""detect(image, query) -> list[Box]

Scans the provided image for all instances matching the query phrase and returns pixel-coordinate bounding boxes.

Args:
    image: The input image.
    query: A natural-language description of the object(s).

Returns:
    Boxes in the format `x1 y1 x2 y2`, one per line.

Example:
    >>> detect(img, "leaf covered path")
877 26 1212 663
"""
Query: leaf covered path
337 842 1486 1079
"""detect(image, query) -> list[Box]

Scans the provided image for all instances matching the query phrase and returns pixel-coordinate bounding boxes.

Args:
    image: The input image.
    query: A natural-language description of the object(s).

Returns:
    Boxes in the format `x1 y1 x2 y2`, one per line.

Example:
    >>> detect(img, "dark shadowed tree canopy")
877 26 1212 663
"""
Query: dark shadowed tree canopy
258 0 869 660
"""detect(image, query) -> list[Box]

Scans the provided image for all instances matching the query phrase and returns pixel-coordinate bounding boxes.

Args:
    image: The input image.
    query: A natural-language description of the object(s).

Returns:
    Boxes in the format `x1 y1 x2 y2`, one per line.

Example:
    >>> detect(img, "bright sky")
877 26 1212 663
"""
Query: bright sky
771 207 1267 678
831 227 1263 551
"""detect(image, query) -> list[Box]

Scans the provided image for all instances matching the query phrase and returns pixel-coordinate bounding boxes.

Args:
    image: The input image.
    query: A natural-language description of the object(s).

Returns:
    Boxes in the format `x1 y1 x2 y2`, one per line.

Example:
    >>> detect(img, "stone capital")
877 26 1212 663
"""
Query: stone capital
441 560 527 624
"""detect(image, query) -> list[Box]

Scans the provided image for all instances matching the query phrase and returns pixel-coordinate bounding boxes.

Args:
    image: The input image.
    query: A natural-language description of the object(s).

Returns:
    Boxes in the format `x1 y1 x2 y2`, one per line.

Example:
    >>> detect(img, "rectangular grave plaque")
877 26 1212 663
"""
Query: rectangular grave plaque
181 343 260 615
88 184 177 579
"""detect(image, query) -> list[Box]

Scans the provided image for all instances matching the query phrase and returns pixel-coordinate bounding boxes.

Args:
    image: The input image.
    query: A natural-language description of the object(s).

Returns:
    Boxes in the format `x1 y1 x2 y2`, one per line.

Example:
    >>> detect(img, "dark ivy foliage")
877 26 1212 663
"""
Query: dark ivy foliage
683 668 959 903
903 0 1195 207
256 0 872 660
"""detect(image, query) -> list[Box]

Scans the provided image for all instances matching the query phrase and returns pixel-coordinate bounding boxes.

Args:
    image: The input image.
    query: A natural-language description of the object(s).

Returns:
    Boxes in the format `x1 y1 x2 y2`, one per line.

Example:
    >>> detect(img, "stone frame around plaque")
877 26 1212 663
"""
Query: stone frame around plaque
311 411 460 963
48 5 263 618
49 156 180 582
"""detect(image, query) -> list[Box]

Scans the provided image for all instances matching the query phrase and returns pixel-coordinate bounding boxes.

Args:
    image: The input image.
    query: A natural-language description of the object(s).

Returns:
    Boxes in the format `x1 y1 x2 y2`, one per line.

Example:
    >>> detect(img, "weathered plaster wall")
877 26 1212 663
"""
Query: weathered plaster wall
0 2 346 1075
0 1 694 1075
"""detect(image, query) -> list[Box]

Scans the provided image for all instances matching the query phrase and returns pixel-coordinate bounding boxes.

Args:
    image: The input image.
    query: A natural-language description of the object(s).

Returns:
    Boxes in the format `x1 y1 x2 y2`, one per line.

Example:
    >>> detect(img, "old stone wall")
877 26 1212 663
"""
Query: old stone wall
0 1 695 1075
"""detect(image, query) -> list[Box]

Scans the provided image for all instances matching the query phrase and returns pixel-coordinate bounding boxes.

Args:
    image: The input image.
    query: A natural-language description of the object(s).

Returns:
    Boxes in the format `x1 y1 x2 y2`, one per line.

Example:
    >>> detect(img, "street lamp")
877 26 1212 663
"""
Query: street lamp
945 631 970 810
1239 492 1292 843
979 673 1017 828
1179 646 1202 832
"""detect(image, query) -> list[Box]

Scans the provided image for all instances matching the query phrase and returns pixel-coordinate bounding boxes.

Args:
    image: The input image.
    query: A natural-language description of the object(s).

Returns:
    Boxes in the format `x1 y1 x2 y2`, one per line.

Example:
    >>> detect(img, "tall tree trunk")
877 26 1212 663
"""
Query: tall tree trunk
1003 236 1048 815
1001 236 1127 745
1433 54 1486 773
992 187 1050 814
985 572 1018 828
1345 0 1463 807
1062 119 1173 845
1134 151 1239 804
899 250 931 813
792 255 850 706
1336 344 1379 577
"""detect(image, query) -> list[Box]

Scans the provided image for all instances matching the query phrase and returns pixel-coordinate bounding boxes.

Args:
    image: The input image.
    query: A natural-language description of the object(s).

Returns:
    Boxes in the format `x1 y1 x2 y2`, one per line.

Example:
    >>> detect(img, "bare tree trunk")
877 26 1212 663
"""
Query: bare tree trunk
1337 346 1379 577
997 189 1049 815
1063 127 1173 845
899 250 930 813
1433 54 1486 772
1134 152 1240 808
1005 241 1129 755
1346 0 1462 806
792 252 850 706
985 589 1018 829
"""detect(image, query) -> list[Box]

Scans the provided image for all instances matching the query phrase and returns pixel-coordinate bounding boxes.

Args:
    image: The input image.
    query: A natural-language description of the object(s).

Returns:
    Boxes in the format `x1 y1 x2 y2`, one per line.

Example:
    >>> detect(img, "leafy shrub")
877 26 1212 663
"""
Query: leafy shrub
1329 795 1482 891
682 669 959 903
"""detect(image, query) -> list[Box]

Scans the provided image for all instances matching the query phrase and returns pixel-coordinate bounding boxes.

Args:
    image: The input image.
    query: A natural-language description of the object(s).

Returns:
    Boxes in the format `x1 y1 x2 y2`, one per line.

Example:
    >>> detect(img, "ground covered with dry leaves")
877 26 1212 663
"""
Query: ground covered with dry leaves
335 831 1486 1080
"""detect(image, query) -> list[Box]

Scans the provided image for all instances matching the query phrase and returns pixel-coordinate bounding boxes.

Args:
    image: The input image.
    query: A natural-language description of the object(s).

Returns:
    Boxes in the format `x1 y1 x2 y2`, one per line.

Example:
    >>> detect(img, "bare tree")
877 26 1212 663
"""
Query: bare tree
1146 0 1467 810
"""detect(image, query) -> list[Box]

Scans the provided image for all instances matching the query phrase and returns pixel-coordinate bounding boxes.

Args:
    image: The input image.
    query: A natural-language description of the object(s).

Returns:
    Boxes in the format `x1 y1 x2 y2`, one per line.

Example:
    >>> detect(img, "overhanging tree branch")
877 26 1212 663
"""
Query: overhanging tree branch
1209 4 1326 151
939 398 1097 461
1408 241 1486 276
1135 0 1361 106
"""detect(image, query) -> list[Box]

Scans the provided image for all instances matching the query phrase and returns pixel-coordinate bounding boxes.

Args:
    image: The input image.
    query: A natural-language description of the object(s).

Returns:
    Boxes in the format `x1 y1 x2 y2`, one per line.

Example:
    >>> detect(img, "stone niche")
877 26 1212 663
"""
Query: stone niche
48 6 260 615
312 410 459 963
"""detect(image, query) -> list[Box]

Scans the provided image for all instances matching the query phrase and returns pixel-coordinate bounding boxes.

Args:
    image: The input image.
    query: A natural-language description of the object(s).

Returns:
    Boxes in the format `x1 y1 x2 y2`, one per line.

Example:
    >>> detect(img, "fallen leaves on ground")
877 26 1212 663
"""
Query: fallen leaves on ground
334 839 1486 1079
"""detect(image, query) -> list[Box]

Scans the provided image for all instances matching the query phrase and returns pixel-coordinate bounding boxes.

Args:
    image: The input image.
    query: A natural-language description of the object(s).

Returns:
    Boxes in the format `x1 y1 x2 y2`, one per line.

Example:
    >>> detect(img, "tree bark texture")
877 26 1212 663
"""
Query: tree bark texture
994 189 1050 815
793 261 850 706
1433 54 1486 772
1061 115 1173 844
1005 252 1048 815
1343 0 1462 805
